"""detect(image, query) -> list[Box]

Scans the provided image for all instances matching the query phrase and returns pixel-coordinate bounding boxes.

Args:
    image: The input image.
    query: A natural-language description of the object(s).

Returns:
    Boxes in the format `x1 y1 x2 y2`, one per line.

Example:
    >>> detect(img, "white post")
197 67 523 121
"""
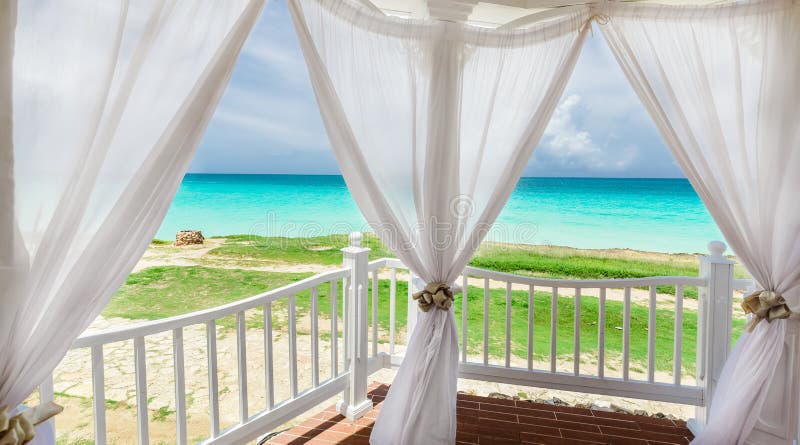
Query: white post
689 240 734 434
337 232 373 420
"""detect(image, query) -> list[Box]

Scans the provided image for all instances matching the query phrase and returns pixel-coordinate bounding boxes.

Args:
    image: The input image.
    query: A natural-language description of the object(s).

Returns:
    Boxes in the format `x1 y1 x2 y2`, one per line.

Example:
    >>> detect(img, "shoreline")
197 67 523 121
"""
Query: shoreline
154 234 729 259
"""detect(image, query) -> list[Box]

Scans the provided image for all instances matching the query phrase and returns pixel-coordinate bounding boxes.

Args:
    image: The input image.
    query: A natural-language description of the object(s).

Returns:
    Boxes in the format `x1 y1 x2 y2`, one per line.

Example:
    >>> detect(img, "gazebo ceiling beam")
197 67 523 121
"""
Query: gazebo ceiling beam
426 0 481 21
357 0 387 13
369 0 733 26
375 0 594 24
497 3 584 28
486 0 593 8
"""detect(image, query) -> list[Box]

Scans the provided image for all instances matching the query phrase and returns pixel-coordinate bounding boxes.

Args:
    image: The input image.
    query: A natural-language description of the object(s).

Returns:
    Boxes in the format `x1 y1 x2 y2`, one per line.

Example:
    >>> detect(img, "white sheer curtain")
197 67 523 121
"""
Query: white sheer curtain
0 1 13 272
0 0 263 419
289 0 589 443
602 1 800 443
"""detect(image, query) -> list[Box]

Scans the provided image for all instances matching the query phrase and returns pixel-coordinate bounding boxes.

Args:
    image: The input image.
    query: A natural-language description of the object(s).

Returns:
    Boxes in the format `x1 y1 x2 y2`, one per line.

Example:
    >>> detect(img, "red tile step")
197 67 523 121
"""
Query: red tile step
265 383 693 444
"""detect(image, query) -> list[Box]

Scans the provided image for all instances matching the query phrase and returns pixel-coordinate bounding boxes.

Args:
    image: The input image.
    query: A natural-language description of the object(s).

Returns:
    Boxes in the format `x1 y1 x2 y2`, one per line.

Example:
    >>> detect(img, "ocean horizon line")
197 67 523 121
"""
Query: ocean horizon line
184 172 688 180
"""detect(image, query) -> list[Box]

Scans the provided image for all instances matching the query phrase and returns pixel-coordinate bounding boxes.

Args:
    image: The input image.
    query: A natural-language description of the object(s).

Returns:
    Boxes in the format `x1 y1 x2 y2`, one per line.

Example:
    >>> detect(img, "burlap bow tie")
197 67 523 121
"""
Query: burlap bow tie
0 402 62 445
742 290 792 332
412 282 454 312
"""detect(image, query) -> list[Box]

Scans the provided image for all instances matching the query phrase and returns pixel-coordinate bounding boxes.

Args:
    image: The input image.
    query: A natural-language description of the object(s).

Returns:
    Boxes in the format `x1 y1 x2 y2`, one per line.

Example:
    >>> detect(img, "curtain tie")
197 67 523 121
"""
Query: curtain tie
581 13 610 36
0 402 63 444
742 290 792 332
413 282 454 312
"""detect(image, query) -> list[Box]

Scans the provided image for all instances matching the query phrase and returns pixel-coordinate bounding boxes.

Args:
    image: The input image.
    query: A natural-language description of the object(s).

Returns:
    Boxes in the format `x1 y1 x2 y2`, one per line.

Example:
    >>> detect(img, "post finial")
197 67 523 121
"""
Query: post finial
707 240 727 258
349 231 363 248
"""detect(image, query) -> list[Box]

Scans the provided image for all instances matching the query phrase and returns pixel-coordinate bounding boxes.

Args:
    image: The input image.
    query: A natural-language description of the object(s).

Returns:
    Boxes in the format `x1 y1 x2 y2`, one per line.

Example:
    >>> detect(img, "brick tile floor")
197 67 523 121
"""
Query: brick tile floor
265 383 694 445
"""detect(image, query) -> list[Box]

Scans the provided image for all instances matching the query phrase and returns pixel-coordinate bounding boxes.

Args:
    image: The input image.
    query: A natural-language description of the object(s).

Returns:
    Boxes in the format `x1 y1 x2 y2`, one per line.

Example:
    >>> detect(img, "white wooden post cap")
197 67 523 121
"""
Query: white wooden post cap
707 240 727 257
349 232 363 247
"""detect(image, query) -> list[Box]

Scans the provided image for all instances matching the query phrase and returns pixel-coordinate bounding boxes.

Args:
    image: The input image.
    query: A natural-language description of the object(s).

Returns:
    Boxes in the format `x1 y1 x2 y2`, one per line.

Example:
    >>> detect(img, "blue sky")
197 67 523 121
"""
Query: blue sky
188 2 685 178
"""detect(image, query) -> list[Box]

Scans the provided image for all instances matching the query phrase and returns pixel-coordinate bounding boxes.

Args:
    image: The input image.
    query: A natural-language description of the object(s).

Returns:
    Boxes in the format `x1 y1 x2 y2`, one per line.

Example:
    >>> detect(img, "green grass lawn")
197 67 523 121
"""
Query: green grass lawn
472 243 701 278
205 233 394 266
107 263 746 376
471 244 701 299
103 266 313 324
203 235 748 299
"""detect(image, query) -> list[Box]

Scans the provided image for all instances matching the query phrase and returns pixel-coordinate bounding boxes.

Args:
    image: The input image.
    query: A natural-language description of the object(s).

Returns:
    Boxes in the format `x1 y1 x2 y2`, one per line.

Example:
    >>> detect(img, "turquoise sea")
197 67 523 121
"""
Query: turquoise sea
156 174 724 254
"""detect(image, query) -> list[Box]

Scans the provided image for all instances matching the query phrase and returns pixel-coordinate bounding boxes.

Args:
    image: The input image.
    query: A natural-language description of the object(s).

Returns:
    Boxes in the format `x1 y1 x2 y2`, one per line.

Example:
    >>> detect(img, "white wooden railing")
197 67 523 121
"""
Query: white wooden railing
40 234 747 444
44 266 355 445
371 257 709 404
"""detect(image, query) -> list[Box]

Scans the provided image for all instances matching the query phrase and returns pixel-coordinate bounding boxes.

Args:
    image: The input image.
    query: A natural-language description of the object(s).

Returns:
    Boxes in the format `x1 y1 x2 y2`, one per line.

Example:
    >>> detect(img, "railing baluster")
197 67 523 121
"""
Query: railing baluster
389 269 396 355
598 288 606 379
483 278 489 365
311 286 320 387
236 311 248 422
461 273 468 363
343 276 350 376
574 288 581 376
331 280 338 378
505 282 512 368
623 287 631 381
289 294 298 397
527 284 534 371
648 285 657 383
206 321 220 437
134 336 149 445
173 328 187 445
550 287 558 373
674 285 684 385
264 303 274 410
372 269 379 357
91 345 107 445
357 285 370 406
39 374 54 403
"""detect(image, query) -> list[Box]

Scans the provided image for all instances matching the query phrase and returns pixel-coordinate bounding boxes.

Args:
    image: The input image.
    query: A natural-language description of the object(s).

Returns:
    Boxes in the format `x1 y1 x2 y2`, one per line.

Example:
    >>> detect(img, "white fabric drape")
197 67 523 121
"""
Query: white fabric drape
289 0 589 443
0 0 263 414
0 0 13 274
602 1 800 443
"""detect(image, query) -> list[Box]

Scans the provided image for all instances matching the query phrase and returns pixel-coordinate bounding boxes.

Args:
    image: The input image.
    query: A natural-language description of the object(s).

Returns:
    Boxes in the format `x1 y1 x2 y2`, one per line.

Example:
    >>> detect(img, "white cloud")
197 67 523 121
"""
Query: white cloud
544 95 600 158
213 108 328 151
199 8 331 154
241 38 310 88
536 94 638 173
